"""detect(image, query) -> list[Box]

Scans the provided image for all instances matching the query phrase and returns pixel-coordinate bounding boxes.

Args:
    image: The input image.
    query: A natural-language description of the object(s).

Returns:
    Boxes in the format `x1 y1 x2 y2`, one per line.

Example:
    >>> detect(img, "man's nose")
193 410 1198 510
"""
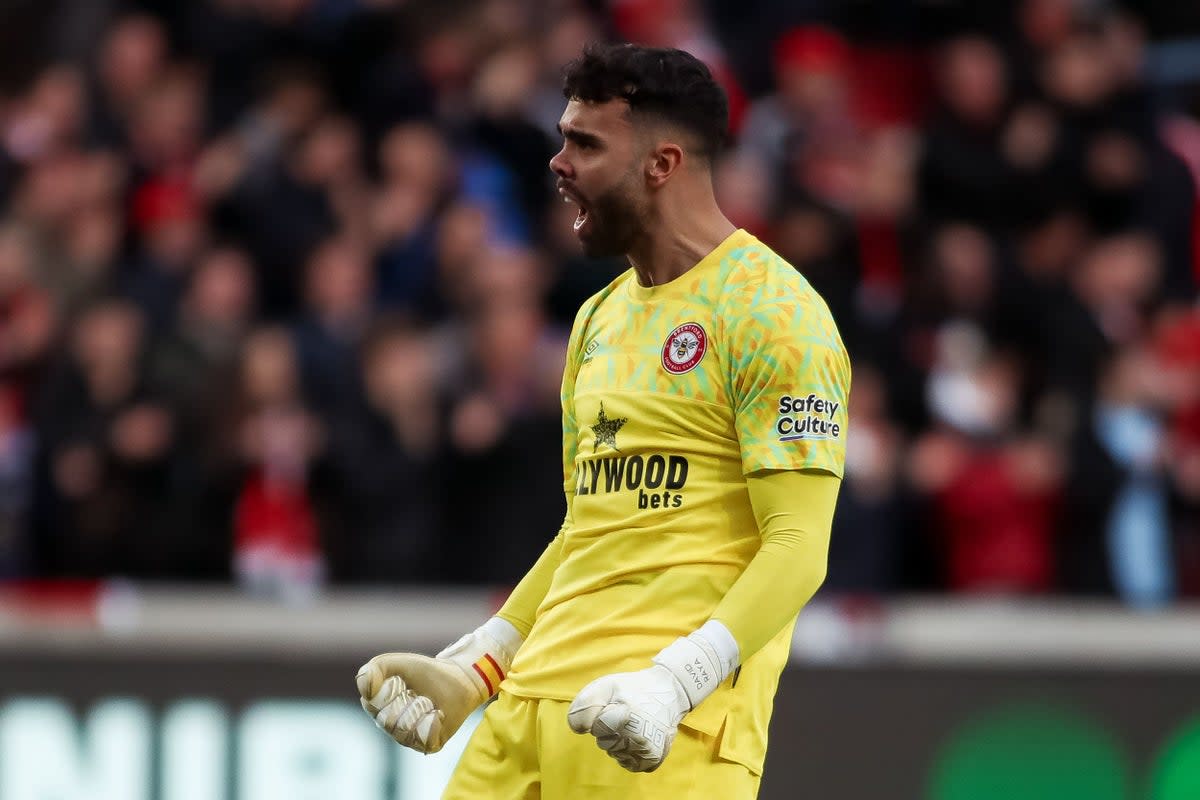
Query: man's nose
549 148 571 178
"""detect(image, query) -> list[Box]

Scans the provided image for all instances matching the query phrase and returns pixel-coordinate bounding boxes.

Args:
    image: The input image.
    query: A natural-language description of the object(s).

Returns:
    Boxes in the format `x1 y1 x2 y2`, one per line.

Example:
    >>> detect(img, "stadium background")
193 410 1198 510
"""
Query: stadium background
1 0 1199 797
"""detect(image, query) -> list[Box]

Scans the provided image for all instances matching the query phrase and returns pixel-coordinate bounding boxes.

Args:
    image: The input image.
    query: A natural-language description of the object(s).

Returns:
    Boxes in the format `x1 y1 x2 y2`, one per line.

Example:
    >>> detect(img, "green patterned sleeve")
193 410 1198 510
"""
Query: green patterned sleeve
724 285 850 477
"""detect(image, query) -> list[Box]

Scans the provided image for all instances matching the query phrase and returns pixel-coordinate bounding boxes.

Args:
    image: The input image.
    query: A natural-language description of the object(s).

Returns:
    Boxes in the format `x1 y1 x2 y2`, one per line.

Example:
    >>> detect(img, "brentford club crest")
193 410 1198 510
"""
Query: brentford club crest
661 322 707 374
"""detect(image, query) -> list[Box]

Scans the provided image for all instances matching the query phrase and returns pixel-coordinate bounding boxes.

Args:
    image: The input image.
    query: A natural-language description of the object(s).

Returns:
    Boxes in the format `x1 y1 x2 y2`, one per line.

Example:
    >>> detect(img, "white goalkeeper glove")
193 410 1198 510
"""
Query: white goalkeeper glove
356 616 522 754
567 620 740 772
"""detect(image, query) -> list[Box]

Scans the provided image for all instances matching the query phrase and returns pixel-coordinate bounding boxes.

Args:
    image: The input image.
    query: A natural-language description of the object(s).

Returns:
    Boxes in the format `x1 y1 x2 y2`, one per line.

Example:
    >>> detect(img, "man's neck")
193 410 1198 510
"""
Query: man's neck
628 196 736 288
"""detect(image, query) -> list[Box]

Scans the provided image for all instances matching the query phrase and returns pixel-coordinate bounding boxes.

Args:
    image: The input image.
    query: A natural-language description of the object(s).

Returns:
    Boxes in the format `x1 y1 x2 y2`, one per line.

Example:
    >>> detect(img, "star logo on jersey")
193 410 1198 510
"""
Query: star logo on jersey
590 403 627 453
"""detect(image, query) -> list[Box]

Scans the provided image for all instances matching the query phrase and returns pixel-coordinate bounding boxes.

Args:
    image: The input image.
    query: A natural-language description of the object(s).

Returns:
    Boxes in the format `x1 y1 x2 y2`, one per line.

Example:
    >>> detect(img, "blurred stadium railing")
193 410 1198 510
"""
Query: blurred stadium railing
2 584 1199 799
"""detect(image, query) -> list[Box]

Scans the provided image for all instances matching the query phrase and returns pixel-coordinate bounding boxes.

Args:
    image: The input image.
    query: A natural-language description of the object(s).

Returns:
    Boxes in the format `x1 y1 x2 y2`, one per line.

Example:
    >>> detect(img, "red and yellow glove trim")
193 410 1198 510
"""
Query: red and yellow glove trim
471 653 506 696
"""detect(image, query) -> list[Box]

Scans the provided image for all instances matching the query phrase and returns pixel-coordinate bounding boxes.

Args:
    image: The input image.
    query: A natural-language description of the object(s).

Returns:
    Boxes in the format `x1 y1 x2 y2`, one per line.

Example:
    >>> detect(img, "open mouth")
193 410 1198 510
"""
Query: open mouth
559 186 589 234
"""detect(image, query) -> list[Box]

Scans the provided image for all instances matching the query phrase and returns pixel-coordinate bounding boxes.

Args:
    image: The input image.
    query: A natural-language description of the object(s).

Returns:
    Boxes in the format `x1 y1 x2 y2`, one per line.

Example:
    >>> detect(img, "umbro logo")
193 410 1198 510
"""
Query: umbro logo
582 338 600 364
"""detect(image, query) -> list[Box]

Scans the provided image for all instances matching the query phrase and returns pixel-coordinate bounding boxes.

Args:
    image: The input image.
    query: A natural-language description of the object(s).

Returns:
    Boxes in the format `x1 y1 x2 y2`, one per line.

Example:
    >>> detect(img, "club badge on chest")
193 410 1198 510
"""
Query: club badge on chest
661 322 707 375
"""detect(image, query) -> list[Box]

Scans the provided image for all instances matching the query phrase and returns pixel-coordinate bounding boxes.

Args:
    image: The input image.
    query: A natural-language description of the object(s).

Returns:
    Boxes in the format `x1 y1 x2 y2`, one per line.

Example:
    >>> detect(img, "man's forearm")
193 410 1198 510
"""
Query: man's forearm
710 469 839 660
496 504 571 635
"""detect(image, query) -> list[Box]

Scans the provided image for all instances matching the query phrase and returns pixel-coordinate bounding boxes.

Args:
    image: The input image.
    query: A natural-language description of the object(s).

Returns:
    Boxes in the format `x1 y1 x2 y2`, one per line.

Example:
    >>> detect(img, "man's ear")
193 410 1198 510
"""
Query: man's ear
646 142 684 187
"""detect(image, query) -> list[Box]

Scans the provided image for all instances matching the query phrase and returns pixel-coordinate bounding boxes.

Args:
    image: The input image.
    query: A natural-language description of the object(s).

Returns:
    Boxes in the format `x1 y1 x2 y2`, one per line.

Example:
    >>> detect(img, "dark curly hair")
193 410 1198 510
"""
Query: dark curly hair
562 43 729 163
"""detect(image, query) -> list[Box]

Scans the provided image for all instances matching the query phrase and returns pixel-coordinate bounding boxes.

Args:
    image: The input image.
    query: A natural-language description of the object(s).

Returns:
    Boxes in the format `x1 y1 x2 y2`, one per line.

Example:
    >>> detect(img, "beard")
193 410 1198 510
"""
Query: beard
577 177 646 259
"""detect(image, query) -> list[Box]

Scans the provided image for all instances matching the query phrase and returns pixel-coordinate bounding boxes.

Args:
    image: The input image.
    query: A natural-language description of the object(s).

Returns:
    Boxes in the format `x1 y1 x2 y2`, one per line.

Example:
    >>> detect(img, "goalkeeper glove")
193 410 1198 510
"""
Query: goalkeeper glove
567 620 740 772
356 616 522 753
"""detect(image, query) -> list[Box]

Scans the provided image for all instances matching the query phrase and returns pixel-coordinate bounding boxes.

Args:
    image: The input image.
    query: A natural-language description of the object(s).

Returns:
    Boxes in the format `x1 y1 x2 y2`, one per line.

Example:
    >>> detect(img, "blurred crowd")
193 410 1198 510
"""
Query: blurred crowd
0 0 1197 605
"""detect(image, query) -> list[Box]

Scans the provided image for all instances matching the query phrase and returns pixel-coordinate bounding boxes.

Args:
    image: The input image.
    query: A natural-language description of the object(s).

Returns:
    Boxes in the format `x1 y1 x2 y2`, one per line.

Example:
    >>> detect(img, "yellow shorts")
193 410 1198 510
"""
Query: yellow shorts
443 691 762 800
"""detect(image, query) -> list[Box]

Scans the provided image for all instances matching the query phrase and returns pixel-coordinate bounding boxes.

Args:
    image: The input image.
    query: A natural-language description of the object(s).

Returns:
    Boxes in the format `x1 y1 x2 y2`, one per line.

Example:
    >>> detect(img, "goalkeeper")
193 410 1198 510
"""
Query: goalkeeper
357 43 849 798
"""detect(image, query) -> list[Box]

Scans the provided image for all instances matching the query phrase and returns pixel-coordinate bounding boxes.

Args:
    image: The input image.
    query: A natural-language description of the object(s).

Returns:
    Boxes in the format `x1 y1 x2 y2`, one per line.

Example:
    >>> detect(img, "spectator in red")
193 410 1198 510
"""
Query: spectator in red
911 354 1064 593
1153 310 1200 595
123 177 207 331
230 326 325 601
740 25 854 185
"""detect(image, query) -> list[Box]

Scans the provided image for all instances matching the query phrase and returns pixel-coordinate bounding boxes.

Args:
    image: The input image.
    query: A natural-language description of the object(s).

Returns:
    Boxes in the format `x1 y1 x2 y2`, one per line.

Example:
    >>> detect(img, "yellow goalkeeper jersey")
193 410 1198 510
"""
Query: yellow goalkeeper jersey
504 229 849 771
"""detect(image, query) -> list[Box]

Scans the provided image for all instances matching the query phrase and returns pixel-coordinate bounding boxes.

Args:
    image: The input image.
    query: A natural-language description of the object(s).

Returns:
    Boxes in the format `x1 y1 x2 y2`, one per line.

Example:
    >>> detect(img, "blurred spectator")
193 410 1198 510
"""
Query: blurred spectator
219 114 340 315
1037 18 1196 297
1061 347 1174 605
53 200 126 313
910 432 1064 593
1153 309 1200 596
143 245 260 578
231 326 326 601
1048 232 1162 416
918 35 1016 228
1019 0 1077 55
825 366 909 592
0 224 57 408
126 66 206 179
431 200 493 316
296 115 372 243
321 318 445 583
714 151 773 238
0 223 53 575
151 245 258 424
371 120 452 312
34 297 179 577
740 25 853 184
0 386 34 576
3 65 88 164
529 9 605 139
907 315 1067 594
89 15 169 151
1003 210 1086 336
123 177 208 329
463 42 557 243
768 192 862 342
212 62 328 185
441 246 566 583
293 235 373 417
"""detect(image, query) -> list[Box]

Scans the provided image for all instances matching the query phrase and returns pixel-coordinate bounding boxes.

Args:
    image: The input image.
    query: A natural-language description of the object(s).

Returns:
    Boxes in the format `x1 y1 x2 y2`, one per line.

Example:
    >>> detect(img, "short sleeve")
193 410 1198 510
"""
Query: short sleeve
724 292 850 477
